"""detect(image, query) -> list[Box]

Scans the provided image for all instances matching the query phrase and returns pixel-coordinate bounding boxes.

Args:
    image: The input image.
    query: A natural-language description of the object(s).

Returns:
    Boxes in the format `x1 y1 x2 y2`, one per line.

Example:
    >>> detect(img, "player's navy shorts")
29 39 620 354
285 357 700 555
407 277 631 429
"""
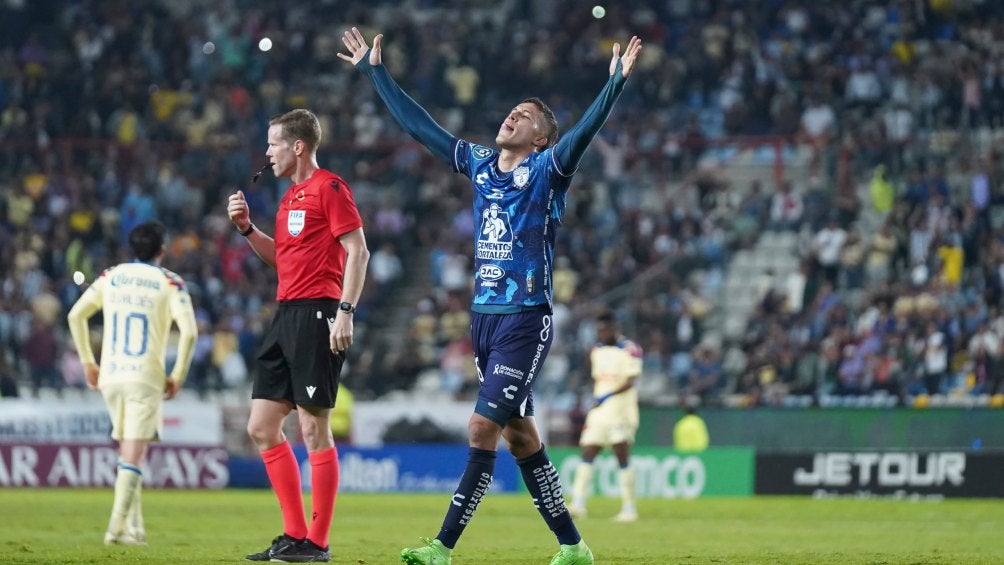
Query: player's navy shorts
472 309 553 427
253 298 344 408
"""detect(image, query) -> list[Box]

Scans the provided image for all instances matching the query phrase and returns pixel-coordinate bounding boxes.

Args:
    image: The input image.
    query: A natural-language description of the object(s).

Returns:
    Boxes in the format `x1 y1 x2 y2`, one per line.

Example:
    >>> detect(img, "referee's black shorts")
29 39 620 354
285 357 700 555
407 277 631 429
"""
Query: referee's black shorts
252 298 344 408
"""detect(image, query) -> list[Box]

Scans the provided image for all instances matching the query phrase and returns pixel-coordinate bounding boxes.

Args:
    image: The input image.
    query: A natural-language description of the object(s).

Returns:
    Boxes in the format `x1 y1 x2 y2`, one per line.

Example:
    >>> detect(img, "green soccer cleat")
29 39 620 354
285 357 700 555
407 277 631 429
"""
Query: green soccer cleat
549 540 594 565
400 537 452 565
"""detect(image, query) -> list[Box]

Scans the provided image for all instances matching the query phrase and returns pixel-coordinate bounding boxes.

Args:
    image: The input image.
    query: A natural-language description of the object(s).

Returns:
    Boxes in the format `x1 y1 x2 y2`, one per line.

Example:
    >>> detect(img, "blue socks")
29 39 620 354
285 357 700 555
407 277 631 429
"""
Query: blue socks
518 445 581 545
437 447 496 549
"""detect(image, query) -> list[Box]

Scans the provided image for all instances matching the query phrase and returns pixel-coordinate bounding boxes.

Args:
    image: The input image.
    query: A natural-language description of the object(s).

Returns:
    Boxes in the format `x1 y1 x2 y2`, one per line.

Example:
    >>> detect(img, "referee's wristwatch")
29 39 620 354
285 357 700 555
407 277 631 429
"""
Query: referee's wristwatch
338 301 356 315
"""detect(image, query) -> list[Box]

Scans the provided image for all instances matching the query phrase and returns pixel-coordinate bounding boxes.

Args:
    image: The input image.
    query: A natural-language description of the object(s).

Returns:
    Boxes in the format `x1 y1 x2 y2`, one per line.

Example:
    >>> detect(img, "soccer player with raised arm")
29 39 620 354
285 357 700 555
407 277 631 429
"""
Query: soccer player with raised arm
339 28 641 565
67 221 198 546
228 109 369 563
569 309 643 523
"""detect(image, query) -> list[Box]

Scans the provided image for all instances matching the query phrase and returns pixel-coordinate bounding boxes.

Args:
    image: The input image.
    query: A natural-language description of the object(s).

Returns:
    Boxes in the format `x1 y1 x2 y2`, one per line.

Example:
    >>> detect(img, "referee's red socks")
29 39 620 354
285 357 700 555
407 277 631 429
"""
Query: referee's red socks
307 446 339 549
262 441 308 540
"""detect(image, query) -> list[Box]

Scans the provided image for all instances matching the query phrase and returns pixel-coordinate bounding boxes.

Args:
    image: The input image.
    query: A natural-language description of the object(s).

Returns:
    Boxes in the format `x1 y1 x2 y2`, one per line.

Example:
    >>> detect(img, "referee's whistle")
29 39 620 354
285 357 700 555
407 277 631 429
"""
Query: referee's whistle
252 164 270 183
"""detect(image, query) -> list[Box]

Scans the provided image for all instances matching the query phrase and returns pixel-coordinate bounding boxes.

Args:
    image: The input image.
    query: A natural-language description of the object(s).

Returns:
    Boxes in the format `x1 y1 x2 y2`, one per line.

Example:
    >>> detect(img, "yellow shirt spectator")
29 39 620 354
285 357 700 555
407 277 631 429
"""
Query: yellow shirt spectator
938 243 964 286
674 408 709 452
329 383 355 442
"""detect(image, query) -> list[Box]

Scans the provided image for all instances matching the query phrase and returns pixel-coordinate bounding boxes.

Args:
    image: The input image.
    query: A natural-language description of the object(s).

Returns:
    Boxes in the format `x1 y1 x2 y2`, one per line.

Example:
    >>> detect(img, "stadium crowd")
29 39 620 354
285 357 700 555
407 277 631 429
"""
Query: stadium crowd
2 0 1004 410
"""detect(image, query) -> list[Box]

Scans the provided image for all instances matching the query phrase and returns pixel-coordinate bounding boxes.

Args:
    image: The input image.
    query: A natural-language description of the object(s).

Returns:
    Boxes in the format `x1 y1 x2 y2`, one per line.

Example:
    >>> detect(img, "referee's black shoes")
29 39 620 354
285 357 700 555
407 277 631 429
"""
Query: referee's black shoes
245 533 301 561
269 539 331 563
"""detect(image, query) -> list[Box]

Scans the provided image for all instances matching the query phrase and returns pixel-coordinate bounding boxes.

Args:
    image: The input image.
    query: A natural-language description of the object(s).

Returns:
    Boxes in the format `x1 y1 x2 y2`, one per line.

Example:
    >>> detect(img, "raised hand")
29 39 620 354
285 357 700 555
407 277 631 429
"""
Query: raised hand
227 190 251 231
337 27 383 66
609 35 643 78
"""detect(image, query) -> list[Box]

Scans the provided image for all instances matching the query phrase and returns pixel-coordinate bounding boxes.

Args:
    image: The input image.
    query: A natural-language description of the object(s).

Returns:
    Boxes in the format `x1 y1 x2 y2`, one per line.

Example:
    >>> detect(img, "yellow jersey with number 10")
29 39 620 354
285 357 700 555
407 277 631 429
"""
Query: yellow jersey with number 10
67 261 198 389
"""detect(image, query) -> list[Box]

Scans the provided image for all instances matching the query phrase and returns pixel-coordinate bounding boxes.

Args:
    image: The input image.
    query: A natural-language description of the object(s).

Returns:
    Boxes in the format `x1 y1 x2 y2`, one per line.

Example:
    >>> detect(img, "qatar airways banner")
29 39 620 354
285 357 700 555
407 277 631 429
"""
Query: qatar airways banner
0 399 222 445
0 443 229 488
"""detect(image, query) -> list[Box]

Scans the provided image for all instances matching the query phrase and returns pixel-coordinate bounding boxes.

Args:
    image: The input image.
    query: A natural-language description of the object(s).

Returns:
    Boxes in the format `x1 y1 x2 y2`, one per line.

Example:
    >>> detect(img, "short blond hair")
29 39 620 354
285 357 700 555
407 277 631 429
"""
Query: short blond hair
270 109 322 151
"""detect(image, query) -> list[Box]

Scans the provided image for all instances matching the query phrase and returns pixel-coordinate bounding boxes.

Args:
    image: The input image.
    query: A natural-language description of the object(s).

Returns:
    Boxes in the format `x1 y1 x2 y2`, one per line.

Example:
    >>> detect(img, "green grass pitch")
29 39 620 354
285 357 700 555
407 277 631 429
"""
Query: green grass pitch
1 489 1002 564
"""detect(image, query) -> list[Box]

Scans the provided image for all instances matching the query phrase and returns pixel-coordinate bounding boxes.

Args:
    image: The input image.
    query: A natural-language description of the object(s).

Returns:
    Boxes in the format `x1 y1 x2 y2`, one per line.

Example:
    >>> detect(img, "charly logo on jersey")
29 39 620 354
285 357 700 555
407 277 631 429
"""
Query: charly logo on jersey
477 203 513 261
513 166 530 188
478 264 504 288
287 210 306 236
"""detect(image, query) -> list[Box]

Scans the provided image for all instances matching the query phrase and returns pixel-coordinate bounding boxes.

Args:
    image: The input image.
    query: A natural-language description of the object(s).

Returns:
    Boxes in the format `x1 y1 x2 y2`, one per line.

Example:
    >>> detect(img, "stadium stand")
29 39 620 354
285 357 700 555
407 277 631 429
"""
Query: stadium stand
2 0 1004 420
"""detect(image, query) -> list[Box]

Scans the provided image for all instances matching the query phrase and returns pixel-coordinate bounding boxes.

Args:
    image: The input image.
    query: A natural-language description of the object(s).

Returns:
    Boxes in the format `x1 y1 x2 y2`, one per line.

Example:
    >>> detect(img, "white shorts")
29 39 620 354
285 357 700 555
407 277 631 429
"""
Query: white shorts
101 382 163 442
579 409 637 447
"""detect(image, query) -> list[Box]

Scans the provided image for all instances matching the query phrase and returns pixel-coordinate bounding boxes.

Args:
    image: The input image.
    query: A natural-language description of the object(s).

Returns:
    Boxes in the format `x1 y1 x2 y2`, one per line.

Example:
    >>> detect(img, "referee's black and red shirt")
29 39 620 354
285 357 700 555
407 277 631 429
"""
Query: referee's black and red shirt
274 168 362 301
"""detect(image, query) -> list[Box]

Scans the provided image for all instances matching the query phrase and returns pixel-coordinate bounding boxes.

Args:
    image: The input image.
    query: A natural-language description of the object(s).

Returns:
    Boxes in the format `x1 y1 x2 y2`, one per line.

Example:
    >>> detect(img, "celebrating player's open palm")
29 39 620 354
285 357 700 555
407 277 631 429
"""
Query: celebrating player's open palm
338 27 382 66
610 36 642 78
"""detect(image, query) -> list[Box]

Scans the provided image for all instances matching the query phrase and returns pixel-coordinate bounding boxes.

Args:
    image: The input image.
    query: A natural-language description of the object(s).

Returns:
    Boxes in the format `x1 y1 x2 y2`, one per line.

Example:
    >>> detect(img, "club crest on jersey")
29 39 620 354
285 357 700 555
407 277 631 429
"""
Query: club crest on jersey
513 166 530 188
477 203 513 261
287 210 306 236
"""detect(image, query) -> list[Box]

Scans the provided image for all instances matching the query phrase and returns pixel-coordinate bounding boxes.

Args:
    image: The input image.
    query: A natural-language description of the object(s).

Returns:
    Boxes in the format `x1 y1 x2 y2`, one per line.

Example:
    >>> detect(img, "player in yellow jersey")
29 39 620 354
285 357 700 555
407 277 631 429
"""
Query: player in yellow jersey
569 309 642 522
67 221 198 545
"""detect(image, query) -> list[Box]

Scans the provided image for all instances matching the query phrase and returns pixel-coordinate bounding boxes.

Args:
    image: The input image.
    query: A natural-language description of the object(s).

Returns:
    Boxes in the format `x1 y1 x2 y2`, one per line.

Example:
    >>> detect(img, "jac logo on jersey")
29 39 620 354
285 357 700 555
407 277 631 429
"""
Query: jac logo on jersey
287 210 306 236
513 166 529 188
479 264 504 281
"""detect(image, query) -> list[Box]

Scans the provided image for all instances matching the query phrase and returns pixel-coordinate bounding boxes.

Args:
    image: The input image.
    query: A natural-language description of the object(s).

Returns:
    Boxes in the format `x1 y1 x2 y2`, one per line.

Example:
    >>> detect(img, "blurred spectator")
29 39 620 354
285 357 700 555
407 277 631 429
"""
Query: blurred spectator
768 180 803 232
368 241 403 292
783 260 812 316
438 337 475 395
811 217 847 288
839 228 866 290
923 322 949 395
865 220 898 286
329 383 355 443
682 344 723 403
24 318 61 397
868 165 895 215
967 322 1001 395
797 94 836 177
552 256 579 305
59 344 86 392
0 352 20 398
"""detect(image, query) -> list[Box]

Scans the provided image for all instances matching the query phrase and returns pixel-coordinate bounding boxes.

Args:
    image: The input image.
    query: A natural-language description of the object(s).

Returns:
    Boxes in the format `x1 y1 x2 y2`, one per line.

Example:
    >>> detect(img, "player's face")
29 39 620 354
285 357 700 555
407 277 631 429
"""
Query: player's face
496 103 547 151
596 321 616 345
265 124 296 178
